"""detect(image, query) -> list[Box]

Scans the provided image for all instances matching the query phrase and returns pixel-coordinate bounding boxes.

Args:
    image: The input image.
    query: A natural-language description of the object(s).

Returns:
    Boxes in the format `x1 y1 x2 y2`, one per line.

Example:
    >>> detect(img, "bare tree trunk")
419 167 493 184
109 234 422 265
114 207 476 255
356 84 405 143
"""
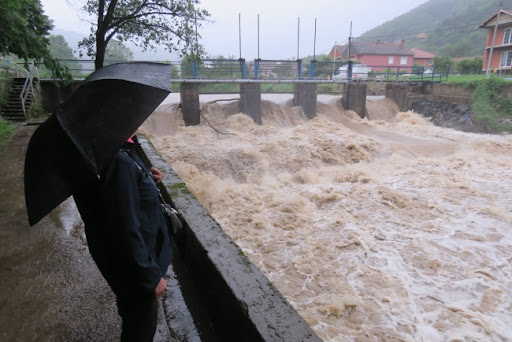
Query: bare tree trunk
95 33 106 70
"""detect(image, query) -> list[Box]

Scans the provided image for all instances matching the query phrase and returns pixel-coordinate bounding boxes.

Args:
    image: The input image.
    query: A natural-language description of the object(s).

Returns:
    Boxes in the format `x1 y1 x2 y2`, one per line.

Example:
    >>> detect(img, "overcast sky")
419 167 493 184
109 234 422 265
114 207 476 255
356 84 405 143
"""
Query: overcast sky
40 0 428 61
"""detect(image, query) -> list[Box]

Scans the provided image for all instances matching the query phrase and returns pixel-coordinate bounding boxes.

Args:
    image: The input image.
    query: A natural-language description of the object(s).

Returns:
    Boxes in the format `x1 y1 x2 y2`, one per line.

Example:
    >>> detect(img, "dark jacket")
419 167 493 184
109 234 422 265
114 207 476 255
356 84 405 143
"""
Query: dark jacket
74 141 172 297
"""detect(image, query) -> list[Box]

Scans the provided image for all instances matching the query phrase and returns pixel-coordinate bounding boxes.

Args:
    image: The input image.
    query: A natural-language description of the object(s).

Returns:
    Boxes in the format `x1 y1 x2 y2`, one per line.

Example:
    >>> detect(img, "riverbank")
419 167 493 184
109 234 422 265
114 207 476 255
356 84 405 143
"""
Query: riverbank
0 125 123 340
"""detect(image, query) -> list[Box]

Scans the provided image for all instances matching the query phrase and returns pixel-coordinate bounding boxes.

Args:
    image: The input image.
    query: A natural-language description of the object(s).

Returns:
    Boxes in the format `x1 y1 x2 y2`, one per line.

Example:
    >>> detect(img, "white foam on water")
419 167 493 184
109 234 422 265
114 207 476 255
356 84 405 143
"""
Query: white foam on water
144 96 512 342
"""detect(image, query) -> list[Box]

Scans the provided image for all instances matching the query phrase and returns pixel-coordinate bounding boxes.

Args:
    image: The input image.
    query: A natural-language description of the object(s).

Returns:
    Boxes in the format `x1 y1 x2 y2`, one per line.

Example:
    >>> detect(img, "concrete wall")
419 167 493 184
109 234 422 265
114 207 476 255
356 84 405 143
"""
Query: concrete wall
424 83 474 105
385 83 411 112
343 83 367 118
39 80 82 114
0 79 13 112
137 136 322 342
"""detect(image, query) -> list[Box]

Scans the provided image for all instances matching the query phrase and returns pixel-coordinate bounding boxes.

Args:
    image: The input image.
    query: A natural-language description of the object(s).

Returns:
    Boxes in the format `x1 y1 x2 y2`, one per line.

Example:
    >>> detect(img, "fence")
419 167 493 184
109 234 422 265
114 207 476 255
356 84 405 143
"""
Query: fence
2 58 449 83
0 59 28 78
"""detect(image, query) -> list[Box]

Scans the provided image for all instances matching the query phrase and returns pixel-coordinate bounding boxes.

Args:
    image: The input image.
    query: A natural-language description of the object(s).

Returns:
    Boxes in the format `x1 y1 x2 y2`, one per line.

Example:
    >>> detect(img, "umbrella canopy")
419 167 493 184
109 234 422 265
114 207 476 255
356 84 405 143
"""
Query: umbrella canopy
25 62 172 226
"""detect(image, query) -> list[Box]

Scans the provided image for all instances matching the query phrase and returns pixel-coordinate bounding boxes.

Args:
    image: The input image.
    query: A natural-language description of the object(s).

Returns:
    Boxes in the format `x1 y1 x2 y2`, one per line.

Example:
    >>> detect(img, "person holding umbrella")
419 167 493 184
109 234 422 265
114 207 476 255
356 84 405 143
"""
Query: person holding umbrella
24 63 174 341
73 131 172 341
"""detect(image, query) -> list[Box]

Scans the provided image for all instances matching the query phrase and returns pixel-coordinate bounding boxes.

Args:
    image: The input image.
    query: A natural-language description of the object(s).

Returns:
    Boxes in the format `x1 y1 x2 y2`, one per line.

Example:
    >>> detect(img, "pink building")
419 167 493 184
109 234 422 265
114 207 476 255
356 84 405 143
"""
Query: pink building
411 48 435 67
329 41 415 71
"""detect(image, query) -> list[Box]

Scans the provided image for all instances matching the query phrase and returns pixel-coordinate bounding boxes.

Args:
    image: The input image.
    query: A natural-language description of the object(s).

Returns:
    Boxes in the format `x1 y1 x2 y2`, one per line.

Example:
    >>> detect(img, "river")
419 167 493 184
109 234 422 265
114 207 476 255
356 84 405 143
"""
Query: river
143 94 512 341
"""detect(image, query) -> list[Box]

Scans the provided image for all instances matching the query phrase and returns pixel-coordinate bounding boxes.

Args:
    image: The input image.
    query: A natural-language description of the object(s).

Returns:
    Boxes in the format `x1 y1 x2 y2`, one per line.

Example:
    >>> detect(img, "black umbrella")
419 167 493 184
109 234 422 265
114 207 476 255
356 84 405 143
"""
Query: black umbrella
25 62 172 226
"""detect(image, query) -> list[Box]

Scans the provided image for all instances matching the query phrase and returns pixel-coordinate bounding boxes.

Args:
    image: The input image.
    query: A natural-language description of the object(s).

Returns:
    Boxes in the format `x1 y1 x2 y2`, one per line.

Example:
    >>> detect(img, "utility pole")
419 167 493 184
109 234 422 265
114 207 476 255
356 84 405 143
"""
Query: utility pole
487 2 503 77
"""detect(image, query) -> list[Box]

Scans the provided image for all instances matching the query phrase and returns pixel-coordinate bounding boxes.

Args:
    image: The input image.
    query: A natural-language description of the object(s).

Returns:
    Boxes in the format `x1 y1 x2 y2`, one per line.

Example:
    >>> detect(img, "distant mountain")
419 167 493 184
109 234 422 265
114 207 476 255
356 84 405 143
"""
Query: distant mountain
358 0 512 58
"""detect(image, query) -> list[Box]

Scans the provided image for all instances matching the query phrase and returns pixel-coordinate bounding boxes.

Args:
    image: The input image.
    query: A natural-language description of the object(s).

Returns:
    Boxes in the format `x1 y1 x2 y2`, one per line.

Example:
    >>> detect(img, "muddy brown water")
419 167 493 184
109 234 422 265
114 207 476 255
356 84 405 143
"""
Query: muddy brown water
0 125 120 341
144 94 512 341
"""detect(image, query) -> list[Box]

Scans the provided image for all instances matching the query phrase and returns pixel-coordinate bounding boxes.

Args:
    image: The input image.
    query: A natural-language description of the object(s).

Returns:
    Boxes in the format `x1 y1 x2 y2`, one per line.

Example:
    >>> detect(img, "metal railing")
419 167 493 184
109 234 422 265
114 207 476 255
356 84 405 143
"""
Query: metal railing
20 61 38 118
37 58 450 84
0 59 26 78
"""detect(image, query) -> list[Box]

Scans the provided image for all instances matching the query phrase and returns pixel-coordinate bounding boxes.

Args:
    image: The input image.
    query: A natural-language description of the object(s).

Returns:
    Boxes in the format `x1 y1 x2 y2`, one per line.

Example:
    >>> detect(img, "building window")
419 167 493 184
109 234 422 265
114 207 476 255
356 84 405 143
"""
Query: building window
504 28 512 45
388 57 394 64
500 50 512 67
400 57 408 65
429 59 433 65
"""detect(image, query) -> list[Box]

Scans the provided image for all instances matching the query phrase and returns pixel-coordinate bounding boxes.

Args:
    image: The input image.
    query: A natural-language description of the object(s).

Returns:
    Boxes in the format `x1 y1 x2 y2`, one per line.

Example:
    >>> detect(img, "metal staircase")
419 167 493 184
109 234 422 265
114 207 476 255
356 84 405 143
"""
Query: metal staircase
1 78 33 121
1 61 38 122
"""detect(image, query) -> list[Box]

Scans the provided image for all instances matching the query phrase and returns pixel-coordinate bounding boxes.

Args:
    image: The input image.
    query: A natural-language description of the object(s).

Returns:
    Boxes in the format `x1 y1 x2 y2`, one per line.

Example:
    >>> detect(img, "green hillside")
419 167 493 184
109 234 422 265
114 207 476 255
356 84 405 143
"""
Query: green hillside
358 0 512 58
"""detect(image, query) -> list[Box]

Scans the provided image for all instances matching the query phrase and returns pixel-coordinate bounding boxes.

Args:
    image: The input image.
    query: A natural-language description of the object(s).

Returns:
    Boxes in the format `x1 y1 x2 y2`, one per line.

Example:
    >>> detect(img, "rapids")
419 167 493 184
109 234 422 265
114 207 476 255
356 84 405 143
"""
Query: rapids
142 94 512 342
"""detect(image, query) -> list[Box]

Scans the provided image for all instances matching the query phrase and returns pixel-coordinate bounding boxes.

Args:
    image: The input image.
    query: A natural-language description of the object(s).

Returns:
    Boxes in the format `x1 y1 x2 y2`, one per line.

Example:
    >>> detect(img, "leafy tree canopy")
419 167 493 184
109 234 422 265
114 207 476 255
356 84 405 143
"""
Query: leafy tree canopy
49 34 74 59
434 56 454 73
79 0 210 70
457 57 483 74
0 0 72 82
105 39 133 62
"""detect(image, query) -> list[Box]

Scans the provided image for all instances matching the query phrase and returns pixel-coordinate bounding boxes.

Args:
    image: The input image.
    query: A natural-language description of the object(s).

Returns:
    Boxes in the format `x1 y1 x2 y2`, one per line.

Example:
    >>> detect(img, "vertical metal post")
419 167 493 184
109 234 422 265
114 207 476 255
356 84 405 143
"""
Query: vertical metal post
347 22 352 61
297 17 300 60
257 14 260 59
298 60 303 79
242 59 247 78
239 13 242 60
487 4 502 77
347 21 353 81
193 60 198 79
313 18 317 61
194 10 199 58
255 59 259 78
309 60 315 78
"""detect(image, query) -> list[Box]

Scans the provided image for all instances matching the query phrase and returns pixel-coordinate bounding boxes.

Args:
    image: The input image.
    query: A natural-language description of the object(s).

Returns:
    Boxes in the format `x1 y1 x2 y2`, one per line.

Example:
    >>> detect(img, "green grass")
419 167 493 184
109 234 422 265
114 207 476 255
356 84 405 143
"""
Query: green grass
0 119 16 147
464 77 512 133
445 74 488 88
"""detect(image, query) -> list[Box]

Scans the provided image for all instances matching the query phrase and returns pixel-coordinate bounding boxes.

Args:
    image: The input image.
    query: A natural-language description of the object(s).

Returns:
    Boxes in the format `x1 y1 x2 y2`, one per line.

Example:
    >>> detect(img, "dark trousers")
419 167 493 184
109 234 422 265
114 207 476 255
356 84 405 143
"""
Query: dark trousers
116 294 158 342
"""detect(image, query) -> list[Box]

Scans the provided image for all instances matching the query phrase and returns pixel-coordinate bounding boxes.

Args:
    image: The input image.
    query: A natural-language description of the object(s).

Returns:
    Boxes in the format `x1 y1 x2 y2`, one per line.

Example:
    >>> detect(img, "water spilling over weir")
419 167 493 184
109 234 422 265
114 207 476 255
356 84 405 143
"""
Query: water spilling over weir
143 94 512 341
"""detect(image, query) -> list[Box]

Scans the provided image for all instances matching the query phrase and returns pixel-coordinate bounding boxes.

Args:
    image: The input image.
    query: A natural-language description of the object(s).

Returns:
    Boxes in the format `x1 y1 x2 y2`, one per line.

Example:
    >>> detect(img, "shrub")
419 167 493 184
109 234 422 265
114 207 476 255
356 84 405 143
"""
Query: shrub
0 119 16 147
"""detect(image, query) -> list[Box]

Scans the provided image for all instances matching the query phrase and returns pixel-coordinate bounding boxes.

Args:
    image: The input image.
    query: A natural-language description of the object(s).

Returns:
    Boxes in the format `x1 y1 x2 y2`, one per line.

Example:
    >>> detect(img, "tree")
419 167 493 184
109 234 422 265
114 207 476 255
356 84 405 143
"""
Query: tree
433 56 454 75
0 0 71 82
45 34 82 78
49 35 74 59
79 0 210 70
105 40 133 62
457 57 484 75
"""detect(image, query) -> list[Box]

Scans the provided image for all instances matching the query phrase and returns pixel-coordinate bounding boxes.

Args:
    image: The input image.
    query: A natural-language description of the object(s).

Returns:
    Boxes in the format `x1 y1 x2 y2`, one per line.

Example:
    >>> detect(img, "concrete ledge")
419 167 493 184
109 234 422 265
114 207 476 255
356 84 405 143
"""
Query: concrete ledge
137 135 321 342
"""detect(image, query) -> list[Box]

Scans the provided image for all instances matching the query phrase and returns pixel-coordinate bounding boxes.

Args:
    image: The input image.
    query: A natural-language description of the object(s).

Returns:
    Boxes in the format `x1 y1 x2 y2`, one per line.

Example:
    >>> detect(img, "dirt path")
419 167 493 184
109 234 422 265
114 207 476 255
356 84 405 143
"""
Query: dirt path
0 125 121 341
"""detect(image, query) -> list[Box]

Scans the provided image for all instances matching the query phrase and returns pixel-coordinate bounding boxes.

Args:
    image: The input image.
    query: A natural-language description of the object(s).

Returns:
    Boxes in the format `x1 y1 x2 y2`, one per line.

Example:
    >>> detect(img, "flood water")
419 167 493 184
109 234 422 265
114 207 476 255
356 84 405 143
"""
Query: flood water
143 94 512 341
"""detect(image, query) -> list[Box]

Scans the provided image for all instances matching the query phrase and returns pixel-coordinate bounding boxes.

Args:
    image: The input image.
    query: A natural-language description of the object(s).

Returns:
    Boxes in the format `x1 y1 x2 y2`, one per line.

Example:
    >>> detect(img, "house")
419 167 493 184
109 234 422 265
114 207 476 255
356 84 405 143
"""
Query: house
478 9 512 73
329 41 415 71
416 32 428 40
411 48 435 67
329 44 346 60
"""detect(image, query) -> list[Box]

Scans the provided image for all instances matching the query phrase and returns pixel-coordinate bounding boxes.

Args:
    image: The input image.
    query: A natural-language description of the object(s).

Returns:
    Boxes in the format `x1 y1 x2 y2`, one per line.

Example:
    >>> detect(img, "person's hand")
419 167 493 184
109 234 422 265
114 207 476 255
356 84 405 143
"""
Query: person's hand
150 167 163 183
155 278 167 299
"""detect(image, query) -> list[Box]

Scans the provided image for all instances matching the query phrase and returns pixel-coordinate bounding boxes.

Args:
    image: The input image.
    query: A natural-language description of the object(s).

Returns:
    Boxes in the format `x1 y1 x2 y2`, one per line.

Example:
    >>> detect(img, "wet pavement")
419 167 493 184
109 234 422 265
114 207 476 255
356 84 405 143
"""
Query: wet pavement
0 125 174 341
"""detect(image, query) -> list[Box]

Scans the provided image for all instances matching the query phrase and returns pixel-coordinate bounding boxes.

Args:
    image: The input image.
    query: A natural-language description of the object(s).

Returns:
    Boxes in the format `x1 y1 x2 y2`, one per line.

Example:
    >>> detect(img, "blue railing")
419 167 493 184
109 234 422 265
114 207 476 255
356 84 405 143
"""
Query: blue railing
30 58 450 83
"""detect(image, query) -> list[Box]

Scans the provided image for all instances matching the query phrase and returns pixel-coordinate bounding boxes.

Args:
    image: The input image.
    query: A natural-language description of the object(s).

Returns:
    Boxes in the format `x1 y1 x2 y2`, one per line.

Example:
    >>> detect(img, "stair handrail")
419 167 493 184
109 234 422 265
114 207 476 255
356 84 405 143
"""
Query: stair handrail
20 61 36 119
